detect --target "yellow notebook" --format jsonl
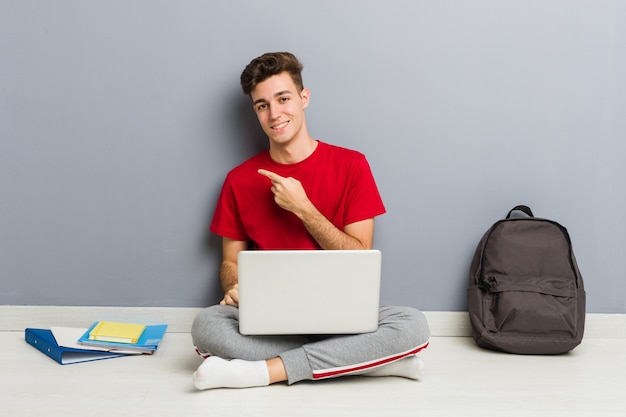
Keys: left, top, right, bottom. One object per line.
{"left": 88, "top": 321, "right": 146, "bottom": 344}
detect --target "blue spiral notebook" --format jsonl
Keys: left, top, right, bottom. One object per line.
{"left": 77, "top": 322, "right": 168, "bottom": 353}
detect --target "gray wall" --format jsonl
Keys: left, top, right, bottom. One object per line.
{"left": 1, "top": 1, "right": 624, "bottom": 313}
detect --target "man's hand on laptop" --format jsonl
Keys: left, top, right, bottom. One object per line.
{"left": 221, "top": 284, "right": 239, "bottom": 307}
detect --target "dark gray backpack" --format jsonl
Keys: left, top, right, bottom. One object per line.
{"left": 468, "top": 205, "right": 586, "bottom": 354}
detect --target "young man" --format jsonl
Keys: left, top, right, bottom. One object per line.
{"left": 191, "top": 52, "right": 430, "bottom": 390}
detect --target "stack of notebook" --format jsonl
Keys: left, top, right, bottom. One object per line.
{"left": 25, "top": 321, "right": 168, "bottom": 365}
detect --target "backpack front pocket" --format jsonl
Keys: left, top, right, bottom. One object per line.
{"left": 481, "top": 275, "right": 578, "bottom": 337}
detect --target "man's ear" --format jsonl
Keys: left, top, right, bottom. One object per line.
{"left": 300, "top": 88, "right": 311, "bottom": 109}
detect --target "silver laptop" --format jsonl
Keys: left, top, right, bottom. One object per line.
{"left": 238, "top": 250, "right": 382, "bottom": 335}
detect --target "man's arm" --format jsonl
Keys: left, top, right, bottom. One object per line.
{"left": 219, "top": 237, "right": 248, "bottom": 306}
{"left": 258, "top": 169, "right": 374, "bottom": 250}
{"left": 299, "top": 210, "right": 374, "bottom": 250}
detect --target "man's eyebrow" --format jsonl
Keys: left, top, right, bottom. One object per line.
{"left": 253, "top": 90, "right": 294, "bottom": 106}
{"left": 274, "top": 90, "right": 293, "bottom": 97}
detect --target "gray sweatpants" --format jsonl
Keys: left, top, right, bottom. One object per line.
{"left": 191, "top": 305, "right": 430, "bottom": 384}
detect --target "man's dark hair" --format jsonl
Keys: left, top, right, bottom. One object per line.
{"left": 240, "top": 52, "right": 304, "bottom": 96}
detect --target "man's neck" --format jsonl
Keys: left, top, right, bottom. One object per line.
{"left": 269, "top": 137, "right": 318, "bottom": 164}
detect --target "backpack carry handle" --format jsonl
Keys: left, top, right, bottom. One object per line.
{"left": 506, "top": 205, "right": 534, "bottom": 219}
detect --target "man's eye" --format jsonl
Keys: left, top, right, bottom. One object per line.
{"left": 256, "top": 104, "right": 268, "bottom": 111}
{"left": 279, "top": 97, "right": 289, "bottom": 102}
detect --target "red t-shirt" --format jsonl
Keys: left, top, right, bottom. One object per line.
{"left": 210, "top": 141, "right": 386, "bottom": 249}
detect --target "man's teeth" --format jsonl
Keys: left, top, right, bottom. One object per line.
{"left": 273, "top": 121, "right": 289, "bottom": 130}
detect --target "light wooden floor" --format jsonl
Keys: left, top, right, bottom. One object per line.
{"left": 2, "top": 308, "right": 625, "bottom": 417}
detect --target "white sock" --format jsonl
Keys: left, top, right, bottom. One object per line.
{"left": 193, "top": 356, "right": 270, "bottom": 390}
{"left": 362, "top": 356, "right": 425, "bottom": 380}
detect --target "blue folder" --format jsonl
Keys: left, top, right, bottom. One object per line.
{"left": 25, "top": 328, "right": 128, "bottom": 365}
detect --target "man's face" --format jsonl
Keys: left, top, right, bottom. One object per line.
{"left": 250, "top": 72, "right": 310, "bottom": 146}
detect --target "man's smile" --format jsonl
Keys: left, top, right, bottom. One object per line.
{"left": 272, "top": 121, "right": 290, "bottom": 131}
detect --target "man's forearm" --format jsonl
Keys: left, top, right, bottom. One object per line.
{"left": 297, "top": 205, "right": 368, "bottom": 250}
{"left": 219, "top": 260, "right": 238, "bottom": 292}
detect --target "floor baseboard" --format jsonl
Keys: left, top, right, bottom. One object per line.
{"left": 1, "top": 305, "right": 624, "bottom": 338}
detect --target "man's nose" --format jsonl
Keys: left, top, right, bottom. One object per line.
{"left": 269, "top": 104, "right": 281, "bottom": 120}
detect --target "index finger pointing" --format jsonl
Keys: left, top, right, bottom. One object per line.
{"left": 258, "top": 169, "right": 285, "bottom": 182}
